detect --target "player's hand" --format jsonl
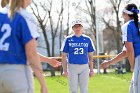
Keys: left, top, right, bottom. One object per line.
{"left": 48, "top": 58, "right": 61, "bottom": 67}
{"left": 89, "top": 71, "right": 94, "bottom": 77}
{"left": 100, "top": 60, "right": 110, "bottom": 69}
{"left": 130, "top": 67, "right": 134, "bottom": 72}
{"left": 130, "top": 64, "right": 135, "bottom": 72}
{"left": 41, "top": 86, "right": 48, "bottom": 93}
{"left": 63, "top": 71, "right": 68, "bottom": 77}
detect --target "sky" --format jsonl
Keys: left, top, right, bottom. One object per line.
{"left": 0, "top": 0, "right": 140, "bottom": 28}
{"left": 0, "top": 0, "right": 140, "bottom": 11}
{"left": 26, "top": 0, "right": 140, "bottom": 32}
{"left": 0, "top": 0, "right": 140, "bottom": 16}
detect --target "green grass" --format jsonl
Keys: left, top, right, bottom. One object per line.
{"left": 35, "top": 73, "right": 132, "bottom": 93}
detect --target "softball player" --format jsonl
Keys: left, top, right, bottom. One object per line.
{"left": 1, "top": 0, "right": 61, "bottom": 68}
{"left": 0, "top": 0, "right": 48, "bottom": 93}
{"left": 61, "top": 19, "right": 95, "bottom": 93}
{"left": 101, "top": 3, "right": 140, "bottom": 93}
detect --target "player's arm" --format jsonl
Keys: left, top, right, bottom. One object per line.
{"left": 88, "top": 52, "right": 94, "bottom": 77}
{"left": 125, "top": 41, "right": 135, "bottom": 71}
{"left": 62, "top": 52, "right": 68, "bottom": 77}
{"left": 123, "top": 25, "right": 134, "bottom": 71}
{"left": 88, "top": 37, "right": 95, "bottom": 73}
{"left": 88, "top": 52, "right": 94, "bottom": 72}
{"left": 60, "top": 37, "right": 68, "bottom": 77}
{"left": 37, "top": 53, "right": 61, "bottom": 67}
{"left": 101, "top": 51, "right": 127, "bottom": 69}
{"left": 25, "top": 39, "right": 48, "bottom": 92}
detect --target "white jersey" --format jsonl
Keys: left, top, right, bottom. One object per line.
{"left": 18, "top": 9, "right": 40, "bottom": 39}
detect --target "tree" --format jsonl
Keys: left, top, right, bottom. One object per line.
{"left": 103, "top": 26, "right": 117, "bottom": 54}
{"left": 85, "top": 0, "right": 96, "bottom": 35}
{"left": 30, "top": 0, "right": 65, "bottom": 76}
{"left": 102, "top": 0, "right": 131, "bottom": 71}
{"left": 57, "top": 0, "right": 70, "bottom": 56}
{"left": 31, "top": 0, "right": 51, "bottom": 57}
{"left": 102, "top": 0, "right": 122, "bottom": 53}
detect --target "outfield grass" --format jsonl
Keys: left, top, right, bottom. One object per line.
{"left": 35, "top": 73, "right": 132, "bottom": 93}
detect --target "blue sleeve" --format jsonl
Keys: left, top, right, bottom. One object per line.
{"left": 60, "top": 38, "right": 69, "bottom": 53}
{"left": 127, "top": 24, "right": 133, "bottom": 42}
{"left": 20, "top": 18, "right": 33, "bottom": 45}
{"left": 88, "top": 38, "right": 95, "bottom": 52}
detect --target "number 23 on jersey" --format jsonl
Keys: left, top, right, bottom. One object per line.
{"left": 74, "top": 48, "right": 84, "bottom": 54}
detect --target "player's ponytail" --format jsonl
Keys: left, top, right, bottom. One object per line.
{"left": 1, "top": 0, "right": 9, "bottom": 8}
{"left": 133, "top": 11, "right": 139, "bottom": 35}
{"left": 8, "top": 0, "right": 24, "bottom": 19}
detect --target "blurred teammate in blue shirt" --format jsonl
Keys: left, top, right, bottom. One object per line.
{"left": 0, "top": 0, "right": 61, "bottom": 93}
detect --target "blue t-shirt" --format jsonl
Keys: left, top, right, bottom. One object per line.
{"left": 61, "top": 34, "right": 95, "bottom": 64}
{"left": 121, "top": 20, "right": 140, "bottom": 57}
{"left": 0, "top": 11, "right": 33, "bottom": 64}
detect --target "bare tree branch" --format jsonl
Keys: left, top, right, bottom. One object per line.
{"left": 102, "top": 0, "right": 122, "bottom": 53}
{"left": 85, "top": 0, "right": 91, "bottom": 14}
{"left": 32, "top": 0, "right": 42, "bottom": 21}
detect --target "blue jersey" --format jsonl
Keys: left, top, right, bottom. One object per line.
{"left": 0, "top": 9, "right": 34, "bottom": 64}
{"left": 122, "top": 20, "right": 140, "bottom": 57}
{"left": 61, "top": 34, "right": 95, "bottom": 64}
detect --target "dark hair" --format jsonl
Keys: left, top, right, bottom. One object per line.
{"left": 125, "top": 3, "right": 140, "bottom": 35}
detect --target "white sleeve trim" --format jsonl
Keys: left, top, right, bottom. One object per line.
{"left": 89, "top": 38, "right": 96, "bottom": 51}
{"left": 121, "top": 23, "right": 128, "bottom": 42}
{"left": 18, "top": 9, "right": 40, "bottom": 39}
{"left": 122, "top": 45, "right": 127, "bottom": 51}
{"left": 60, "top": 38, "right": 67, "bottom": 51}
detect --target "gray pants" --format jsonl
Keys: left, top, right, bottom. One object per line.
{"left": 0, "top": 64, "right": 34, "bottom": 93}
{"left": 68, "top": 63, "right": 89, "bottom": 93}
{"left": 129, "top": 55, "right": 140, "bottom": 93}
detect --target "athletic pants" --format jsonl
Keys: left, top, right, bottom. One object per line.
{"left": 0, "top": 64, "right": 34, "bottom": 93}
{"left": 129, "top": 55, "right": 140, "bottom": 93}
{"left": 68, "top": 63, "right": 89, "bottom": 93}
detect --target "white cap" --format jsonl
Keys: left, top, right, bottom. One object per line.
{"left": 71, "top": 19, "right": 83, "bottom": 27}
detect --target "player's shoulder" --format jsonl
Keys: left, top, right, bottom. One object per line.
{"left": 81, "top": 34, "right": 91, "bottom": 40}
{"left": 0, "top": 10, "right": 25, "bottom": 24}
{"left": 126, "top": 20, "right": 135, "bottom": 28}
{"left": 129, "top": 20, "right": 135, "bottom": 25}
{"left": 123, "top": 20, "right": 132, "bottom": 26}
{"left": 18, "top": 9, "right": 36, "bottom": 23}
{"left": 18, "top": 9, "right": 33, "bottom": 18}
{"left": 0, "top": 12, "right": 5, "bottom": 19}
{"left": 122, "top": 20, "right": 133, "bottom": 30}
{"left": 0, "top": 7, "right": 8, "bottom": 19}
{"left": 13, "top": 12, "right": 28, "bottom": 24}
{"left": 82, "top": 34, "right": 90, "bottom": 38}
{"left": 0, "top": 6, "right": 8, "bottom": 14}
{"left": 65, "top": 34, "right": 75, "bottom": 39}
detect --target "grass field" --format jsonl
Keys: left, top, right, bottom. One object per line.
{"left": 35, "top": 73, "right": 132, "bottom": 93}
